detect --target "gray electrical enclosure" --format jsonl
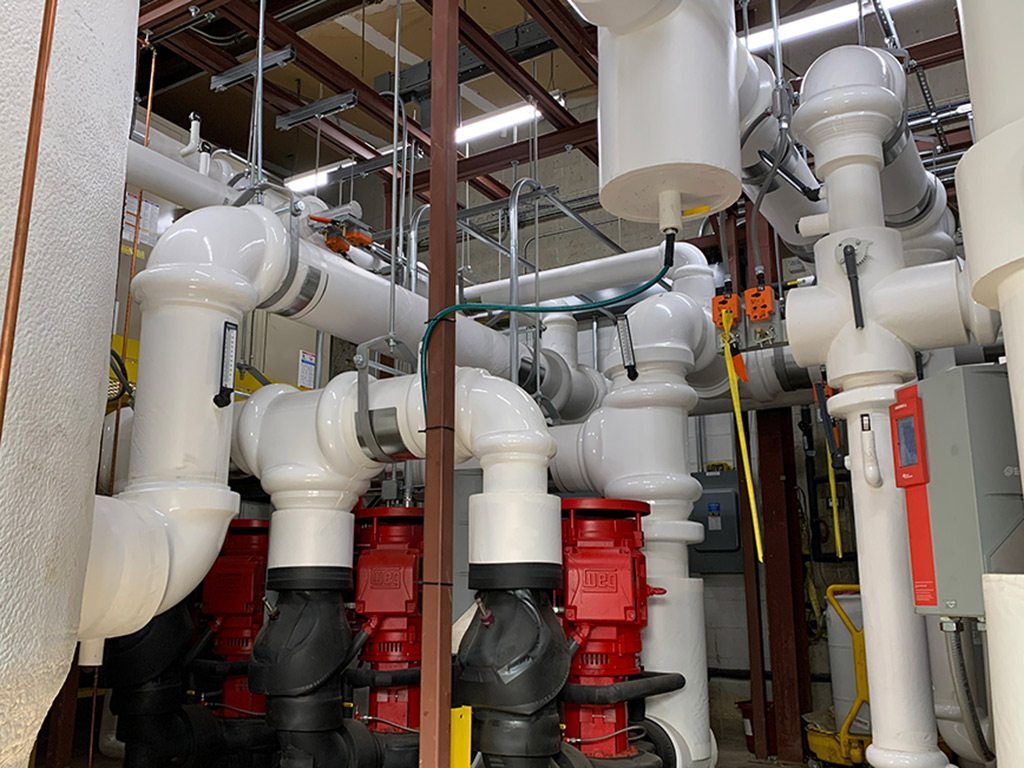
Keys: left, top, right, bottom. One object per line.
{"left": 690, "top": 470, "right": 743, "bottom": 574}
{"left": 906, "top": 364, "right": 1024, "bottom": 617}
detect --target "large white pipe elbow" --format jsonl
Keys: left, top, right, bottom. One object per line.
{"left": 80, "top": 205, "right": 290, "bottom": 641}
{"left": 570, "top": 0, "right": 681, "bottom": 34}
{"left": 738, "top": 51, "right": 826, "bottom": 257}
{"left": 234, "top": 367, "right": 561, "bottom": 589}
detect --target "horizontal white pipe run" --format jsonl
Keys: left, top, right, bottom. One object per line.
{"left": 463, "top": 242, "right": 706, "bottom": 305}
{"left": 265, "top": 231, "right": 526, "bottom": 378}
{"left": 125, "top": 141, "right": 236, "bottom": 210}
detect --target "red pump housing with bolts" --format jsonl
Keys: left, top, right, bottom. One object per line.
{"left": 559, "top": 498, "right": 663, "bottom": 758}
{"left": 199, "top": 519, "right": 270, "bottom": 716}
{"left": 353, "top": 506, "right": 424, "bottom": 732}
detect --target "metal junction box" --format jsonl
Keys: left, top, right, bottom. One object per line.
{"left": 891, "top": 364, "right": 1024, "bottom": 617}
{"left": 690, "top": 470, "right": 743, "bottom": 574}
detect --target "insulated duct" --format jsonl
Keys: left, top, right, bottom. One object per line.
{"left": 0, "top": 1, "right": 137, "bottom": 763}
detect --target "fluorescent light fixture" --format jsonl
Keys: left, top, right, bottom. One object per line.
{"left": 285, "top": 159, "right": 356, "bottom": 193}
{"left": 455, "top": 103, "right": 542, "bottom": 144}
{"left": 742, "top": 0, "right": 920, "bottom": 52}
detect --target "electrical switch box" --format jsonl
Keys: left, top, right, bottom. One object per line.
{"left": 892, "top": 364, "right": 1024, "bottom": 618}
{"left": 690, "top": 470, "right": 743, "bottom": 574}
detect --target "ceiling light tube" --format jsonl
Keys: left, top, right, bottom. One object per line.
{"left": 455, "top": 103, "right": 542, "bottom": 144}
{"left": 742, "top": 0, "right": 920, "bottom": 52}
{"left": 285, "top": 159, "right": 356, "bottom": 193}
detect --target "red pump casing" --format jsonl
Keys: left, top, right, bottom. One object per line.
{"left": 559, "top": 498, "right": 661, "bottom": 758}
{"left": 354, "top": 507, "right": 424, "bottom": 732}
{"left": 199, "top": 520, "right": 269, "bottom": 716}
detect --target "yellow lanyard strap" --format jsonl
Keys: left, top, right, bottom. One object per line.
{"left": 721, "top": 310, "right": 763, "bottom": 562}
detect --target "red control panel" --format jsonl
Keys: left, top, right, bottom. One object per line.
{"left": 354, "top": 506, "right": 424, "bottom": 732}
{"left": 890, "top": 386, "right": 937, "bottom": 607}
{"left": 559, "top": 498, "right": 663, "bottom": 758}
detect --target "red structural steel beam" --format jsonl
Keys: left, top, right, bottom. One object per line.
{"left": 420, "top": 0, "right": 458, "bottom": 765}
{"left": 907, "top": 31, "right": 964, "bottom": 70}
{"left": 737, "top": 437, "right": 770, "bottom": 759}
{"left": 514, "top": 0, "right": 598, "bottom": 83}
{"left": 220, "top": 0, "right": 511, "bottom": 201}
{"left": 414, "top": 119, "right": 598, "bottom": 193}
{"left": 415, "top": 0, "right": 598, "bottom": 165}
{"left": 139, "top": 0, "right": 207, "bottom": 30}
{"left": 757, "top": 408, "right": 813, "bottom": 764}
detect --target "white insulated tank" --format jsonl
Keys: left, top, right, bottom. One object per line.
{"left": 570, "top": 0, "right": 742, "bottom": 229}
{"left": 0, "top": 1, "right": 137, "bottom": 764}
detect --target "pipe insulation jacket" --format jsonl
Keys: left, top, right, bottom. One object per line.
{"left": 737, "top": 51, "right": 825, "bottom": 258}
{"left": 80, "top": 205, "right": 291, "bottom": 642}
{"left": 550, "top": 260, "right": 719, "bottom": 768}
{"left": 232, "top": 366, "right": 561, "bottom": 581}
{"left": 571, "top": 0, "right": 741, "bottom": 225}
{"left": 0, "top": 1, "right": 137, "bottom": 763}
{"left": 982, "top": 574, "right": 1024, "bottom": 765}
{"left": 463, "top": 241, "right": 707, "bottom": 305}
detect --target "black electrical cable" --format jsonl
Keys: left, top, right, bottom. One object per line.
{"left": 559, "top": 672, "right": 685, "bottom": 706}
{"left": 756, "top": 149, "right": 821, "bottom": 202}
{"left": 843, "top": 244, "right": 865, "bottom": 329}
{"left": 946, "top": 624, "right": 995, "bottom": 762}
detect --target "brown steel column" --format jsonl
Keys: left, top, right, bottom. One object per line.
{"left": 737, "top": 428, "right": 769, "bottom": 759}
{"left": 419, "top": 0, "right": 458, "bottom": 765}
{"left": 757, "top": 408, "right": 812, "bottom": 763}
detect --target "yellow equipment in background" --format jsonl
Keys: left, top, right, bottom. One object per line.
{"left": 806, "top": 585, "right": 870, "bottom": 766}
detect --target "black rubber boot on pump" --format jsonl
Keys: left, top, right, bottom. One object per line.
{"left": 106, "top": 602, "right": 277, "bottom": 768}
{"left": 248, "top": 587, "right": 352, "bottom": 768}
{"left": 455, "top": 589, "right": 571, "bottom": 768}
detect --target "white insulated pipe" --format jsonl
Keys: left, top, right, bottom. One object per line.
{"left": 233, "top": 367, "right": 561, "bottom": 576}
{"left": 126, "top": 141, "right": 236, "bottom": 211}
{"left": 784, "top": 46, "right": 1002, "bottom": 768}
{"left": 79, "top": 205, "right": 290, "bottom": 641}
{"left": 550, "top": 261, "right": 719, "bottom": 768}
{"left": 0, "top": 0, "right": 137, "bottom": 762}
{"left": 982, "top": 574, "right": 1024, "bottom": 764}
{"left": 829, "top": 389, "right": 949, "bottom": 768}
{"left": 262, "top": 228, "right": 523, "bottom": 378}
{"left": 737, "top": 51, "right": 826, "bottom": 257}
{"left": 463, "top": 241, "right": 706, "bottom": 305}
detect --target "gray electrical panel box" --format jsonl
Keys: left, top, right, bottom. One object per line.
{"left": 690, "top": 470, "right": 743, "bottom": 574}
{"left": 895, "top": 364, "right": 1024, "bottom": 617}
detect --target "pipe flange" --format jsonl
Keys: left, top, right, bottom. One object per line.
{"left": 835, "top": 237, "right": 871, "bottom": 266}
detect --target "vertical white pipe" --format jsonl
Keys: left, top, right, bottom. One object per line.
{"left": 982, "top": 574, "right": 1024, "bottom": 764}
{"left": 127, "top": 301, "right": 238, "bottom": 486}
{"left": 830, "top": 388, "right": 949, "bottom": 768}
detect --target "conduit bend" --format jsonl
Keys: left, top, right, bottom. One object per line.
{"left": 550, "top": 257, "right": 719, "bottom": 768}
{"left": 79, "top": 205, "right": 290, "bottom": 642}
{"left": 232, "top": 366, "right": 561, "bottom": 585}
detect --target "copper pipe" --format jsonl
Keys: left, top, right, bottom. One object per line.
{"left": 419, "top": 0, "right": 458, "bottom": 764}
{"left": 0, "top": 0, "right": 60, "bottom": 446}
{"left": 108, "top": 44, "right": 157, "bottom": 493}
